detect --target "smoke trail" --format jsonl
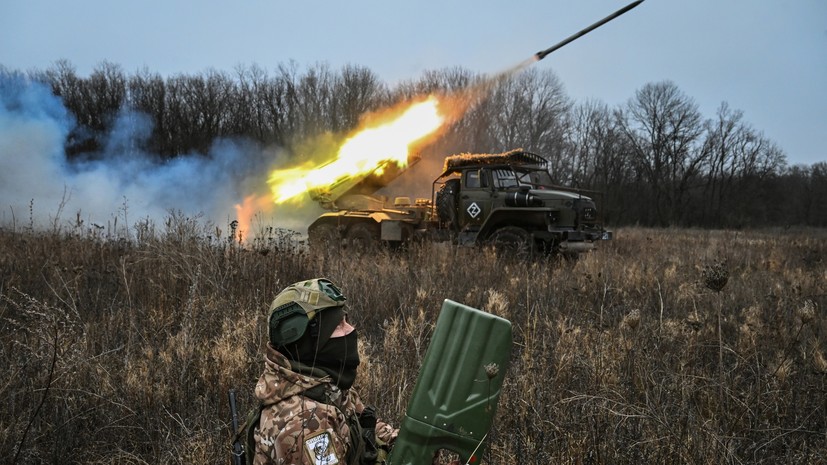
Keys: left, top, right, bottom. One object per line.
{"left": 0, "top": 72, "right": 314, "bottom": 238}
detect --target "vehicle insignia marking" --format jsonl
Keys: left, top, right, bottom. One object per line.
{"left": 467, "top": 202, "right": 481, "bottom": 219}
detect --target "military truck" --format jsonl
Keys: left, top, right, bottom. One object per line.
{"left": 306, "top": 148, "right": 611, "bottom": 257}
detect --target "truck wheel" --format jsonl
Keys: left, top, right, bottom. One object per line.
{"left": 346, "top": 222, "right": 379, "bottom": 252}
{"left": 309, "top": 223, "right": 340, "bottom": 250}
{"left": 488, "top": 226, "right": 534, "bottom": 259}
{"left": 436, "top": 179, "right": 460, "bottom": 229}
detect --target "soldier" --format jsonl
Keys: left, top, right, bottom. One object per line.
{"left": 252, "top": 278, "right": 397, "bottom": 465}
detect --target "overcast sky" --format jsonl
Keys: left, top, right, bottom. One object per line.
{"left": 2, "top": 0, "right": 825, "bottom": 166}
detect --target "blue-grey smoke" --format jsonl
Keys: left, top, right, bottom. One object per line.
{"left": 0, "top": 72, "right": 315, "bottom": 238}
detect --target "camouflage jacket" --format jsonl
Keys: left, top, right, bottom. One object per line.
{"left": 253, "top": 345, "right": 397, "bottom": 465}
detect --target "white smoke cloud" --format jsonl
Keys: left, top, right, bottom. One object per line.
{"left": 1, "top": 76, "right": 75, "bottom": 227}
{"left": 0, "top": 73, "right": 318, "bottom": 239}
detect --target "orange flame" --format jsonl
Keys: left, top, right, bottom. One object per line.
{"left": 233, "top": 194, "right": 273, "bottom": 241}
{"left": 268, "top": 96, "right": 445, "bottom": 204}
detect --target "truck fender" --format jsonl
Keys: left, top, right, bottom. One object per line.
{"left": 477, "top": 207, "right": 548, "bottom": 241}
{"left": 380, "top": 220, "right": 413, "bottom": 242}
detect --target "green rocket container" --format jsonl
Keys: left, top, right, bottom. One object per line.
{"left": 388, "top": 299, "right": 512, "bottom": 465}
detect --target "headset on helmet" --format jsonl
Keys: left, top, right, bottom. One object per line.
{"left": 268, "top": 278, "right": 346, "bottom": 347}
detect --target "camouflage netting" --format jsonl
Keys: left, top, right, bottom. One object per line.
{"left": 442, "top": 149, "right": 547, "bottom": 173}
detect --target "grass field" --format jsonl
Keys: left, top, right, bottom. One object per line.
{"left": 1, "top": 221, "right": 825, "bottom": 464}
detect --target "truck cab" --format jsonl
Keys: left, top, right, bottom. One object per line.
{"left": 434, "top": 149, "right": 611, "bottom": 255}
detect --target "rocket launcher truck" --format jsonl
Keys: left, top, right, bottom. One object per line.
{"left": 304, "top": 0, "right": 651, "bottom": 258}
{"left": 306, "top": 148, "right": 612, "bottom": 257}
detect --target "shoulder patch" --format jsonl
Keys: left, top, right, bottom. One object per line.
{"left": 304, "top": 430, "right": 339, "bottom": 465}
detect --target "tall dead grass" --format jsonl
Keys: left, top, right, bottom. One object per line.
{"left": 1, "top": 222, "right": 825, "bottom": 464}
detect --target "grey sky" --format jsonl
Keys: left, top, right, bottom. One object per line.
{"left": 2, "top": 0, "right": 825, "bottom": 166}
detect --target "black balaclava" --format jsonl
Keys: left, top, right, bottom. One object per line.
{"left": 278, "top": 306, "right": 360, "bottom": 390}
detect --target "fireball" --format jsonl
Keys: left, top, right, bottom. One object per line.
{"left": 233, "top": 95, "right": 446, "bottom": 238}
{"left": 268, "top": 95, "right": 445, "bottom": 204}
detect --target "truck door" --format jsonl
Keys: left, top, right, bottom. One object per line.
{"left": 459, "top": 168, "right": 493, "bottom": 230}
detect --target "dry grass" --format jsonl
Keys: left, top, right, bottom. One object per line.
{"left": 1, "top": 222, "right": 825, "bottom": 464}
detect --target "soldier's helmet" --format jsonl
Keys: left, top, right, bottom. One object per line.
{"left": 268, "top": 278, "right": 346, "bottom": 348}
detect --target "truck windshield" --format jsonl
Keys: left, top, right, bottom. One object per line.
{"left": 515, "top": 168, "right": 553, "bottom": 187}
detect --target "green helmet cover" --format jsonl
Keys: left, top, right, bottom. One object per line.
{"left": 268, "top": 278, "right": 346, "bottom": 346}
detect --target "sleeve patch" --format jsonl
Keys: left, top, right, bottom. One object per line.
{"left": 303, "top": 431, "right": 339, "bottom": 465}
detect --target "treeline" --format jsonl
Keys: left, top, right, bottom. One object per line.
{"left": 6, "top": 60, "right": 827, "bottom": 228}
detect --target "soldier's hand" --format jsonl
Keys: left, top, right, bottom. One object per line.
{"left": 431, "top": 451, "right": 462, "bottom": 465}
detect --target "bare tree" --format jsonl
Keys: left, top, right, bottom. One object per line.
{"left": 616, "top": 81, "right": 706, "bottom": 225}
{"left": 487, "top": 68, "right": 570, "bottom": 164}
{"left": 700, "top": 102, "right": 787, "bottom": 225}
{"left": 162, "top": 70, "right": 236, "bottom": 154}
{"left": 43, "top": 60, "right": 126, "bottom": 157}
{"left": 700, "top": 102, "right": 743, "bottom": 224}
{"left": 805, "top": 162, "right": 827, "bottom": 225}
{"left": 85, "top": 61, "right": 126, "bottom": 132}
{"left": 128, "top": 68, "right": 167, "bottom": 156}
{"left": 44, "top": 60, "right": 82, "bottom": 115}
{"left": 276, "top": 62, "right": 335, "bottom": 143}
{"left": 330, "top": 64, "right": 386, "bottom": 132}
{"left": 566, "top": 99, "right": 635, "bottom": 223}
{"left": 392, "top": 66, "right": 477, "bottom": 98}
